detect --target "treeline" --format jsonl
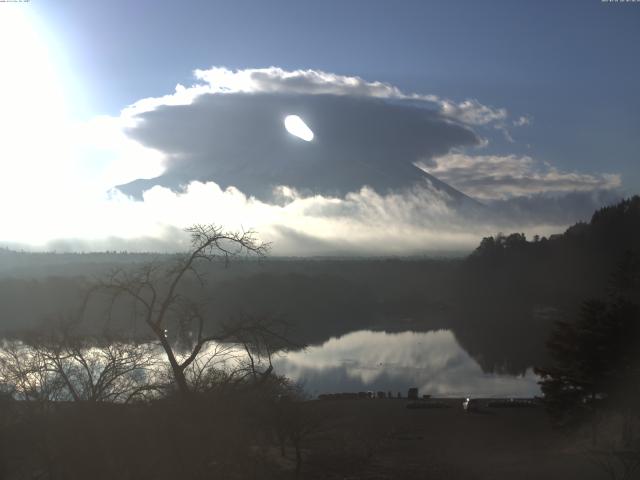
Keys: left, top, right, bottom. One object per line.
{"left": 452, "top": 196, "right": 640, "bottom": 373}
{"left": 467, "top": 195, "right": 640, "bottom": 302}
{"left": 0, "top": 259, "right": 455, "bottom": 344}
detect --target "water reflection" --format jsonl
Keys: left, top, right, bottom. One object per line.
{"left": 274, "top": 330, "right": 540, "bottom": 398}
{"left": 0, "top": 330, "right": 540, "bottom": 401}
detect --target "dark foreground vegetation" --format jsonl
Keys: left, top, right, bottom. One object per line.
{"left": 0, "top": 197, "right": 637, "bottom": 478}
{"left": 0, "top": 394, "right": 606, "bottom": 480}
{"left": 0, "top": 379, "right": 305, "bottom": 480}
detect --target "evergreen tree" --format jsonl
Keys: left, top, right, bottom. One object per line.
{"left": 536, "top": 253, "right": 640, "bottom": 435}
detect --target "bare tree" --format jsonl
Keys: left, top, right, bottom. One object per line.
{"left": 0, "top": 325, "right": 159, "bottom": 404}
{"left": 0, "top": 339, "right": 65, "bottom": 404}
{"left": 85, "top": 224, "right": 295, "bottom": 396}
{"left": 232, "top": 314, "right": 298, "bottom": 384}
{"left": 31, "top": 328, "right": 160, "bottom": 403}
{"left": 272, "top": 386, "right": 321, "bottom": 477}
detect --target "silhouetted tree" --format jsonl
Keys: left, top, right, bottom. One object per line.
{"left": 0, "top": 339, "right": 65, "bottom": 403}
{"left": 0, "top": 325, "right": 158, "bottom": 403}
{"left": 86, "top": 225, "right": 296, "bottom": 395}
{"left": 536, "top": 252, "right": 640, "bottom": 444}
{"left": 271, "top": 386, "right": 320, "bottom": 477}
{"left": 30, "top": 326, "right": 159, "bottom": 403}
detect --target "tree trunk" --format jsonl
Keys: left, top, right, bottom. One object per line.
{"left": 158, "top": 334, "right": 190, "bottom": 395}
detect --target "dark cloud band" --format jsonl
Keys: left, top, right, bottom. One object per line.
{"left": 119, "top": 93, "right": 480, "bottom": 202}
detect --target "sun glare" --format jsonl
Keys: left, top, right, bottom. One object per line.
{"left": 0, "top": 7, "right": 68, "bottom": 130}
{"left": 284, "top": 115, "right": 314, "bottom": 142}
{"left": 0, "top": 6, "right": 76, "bottom": 240}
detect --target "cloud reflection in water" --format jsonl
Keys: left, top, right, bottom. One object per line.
{"left": 274, "top": 330, "right": 539, "bottom": 398}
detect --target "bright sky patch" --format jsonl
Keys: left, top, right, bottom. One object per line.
{"left": 284, "top": 115, "right": 314, "bottom": 142}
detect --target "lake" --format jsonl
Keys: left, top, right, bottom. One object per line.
{"left": 274, "top": 329, "right": 540, "bottom": 398}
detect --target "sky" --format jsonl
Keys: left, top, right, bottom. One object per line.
{"left": 0, "top": 0, "right": 638, "bottom": 254}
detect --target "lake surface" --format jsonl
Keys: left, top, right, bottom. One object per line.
{"left": 274, "top": 329, "right": 540, "bottom": 398}
{"left": 0, "top": 328, "right": 540, "bottom": 401}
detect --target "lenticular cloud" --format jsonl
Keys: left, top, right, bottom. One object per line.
{"left": 0, "top": 67, "right": 623, "bottom": 254}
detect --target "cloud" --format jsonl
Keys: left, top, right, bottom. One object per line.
{"left": 16, "top": 179, "right": 617, "bottom": 257}
{"left": 120, "top": 91, "right": 480, "bottom": 201}
{"left": 513, "top": 115, "right": 532, "bottom": 127}
{"left": 419, "top": 153, "right": 621, "bottom": 200}
{"left": 438, "top": 98, "right": 507, "bottom": 126}
{"left": 495, "top": 124, "right": 515, "bottom": 143}
{"left": 488, "top": 189, "right": 623, "bottom": 226}
{"left": 114, "top": 181, "right": 485, "bottom": 256}
{"left": 0, "top": 66, "right": 624, "bottom": 255}
{"left": 124, "top": 67, "right": 508, "bottom": 127}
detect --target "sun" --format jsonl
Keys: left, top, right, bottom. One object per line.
{"left": 0, "top": 6, "right": 68, "bottom": 129}
{"left": 0, "top": 6, "right": 76, "bottom": 240}
{"left": 284, "top": 115, "right": 314, "bottom": 142}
